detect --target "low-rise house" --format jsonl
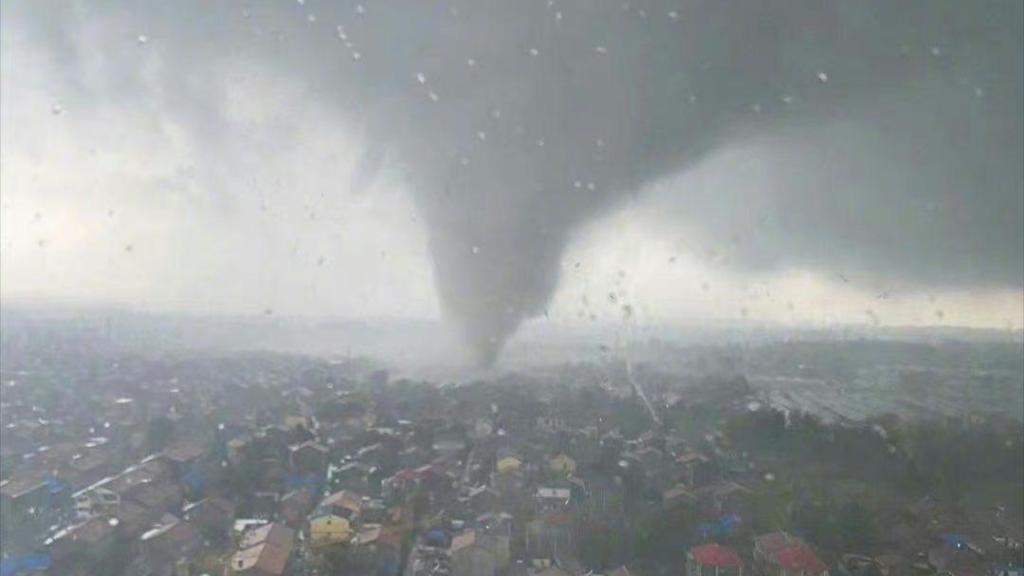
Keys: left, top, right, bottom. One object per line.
{"left": 496, "top": 455, "right": 523, "bottom": 475}
{"left": 451, "top": 530, "right": 499, "bottom": 576}
{"left": 535, "top": 488, "right": 571, "bottom": 514}
{"left": 1, "top": 473, "right": 52, "bottom": 516}
{"left": 433, "top": 428, "right": 469, "bottom": 458}
{"left": 161, "top": 443, "right": 207, "bottom": 478}
{"left": 48, "top": 516, "right": 118, "bottom": 572}
{"left": 308, "top": 512, "right": 354, "bottom": 548}
{"left": 753, "top": 532, "right": 828, "bottom": 576}
{"left": 113, "top": 500, "right": 158, "bottom": 539}
{"left": 137, "top": 516, "right": 203, "bottom": 572}
{"left": 546, "top": 454, "right": 577, "bottom": 476}
{"left": 289, "top": 441, "right": 328, "bottom": 476}
{"left": 526, "top": 513, "right": 575, "bottom": 563}
{"left": 319, "top": 489, "right": 363, "bottom": 521}
{"left": 675, "top": 450, "right": 712, "bottom": 487}
{"left": 536, "top": 416, "right": 567, "bottom": 435}
{"left": 229, "top": 522, "right": 295, "bottom": 576}
{"left": 126, "top": 481, "right": 183, "bottom": 517}
{"left": 697, "top": 481, "right": 751, "bottom": 517}
{"left": 328, "top": 461, "right": 375, "bottom": 493}
{"left": 459, "top": 485, "right": 501, "bottom": 516}
{"left": 662, "top": 483, "right": 697, "bottom": 510}
{"left": 181, "top": 496, "right": 235, "bottom": 544}
{"left": 476, "top": 513, "right": 513, "bottom": 568}
{"left": 928, "top": 540, "right": 988, "bottom": 576}
{"left": 278, "top": 489, "right": 314, "bottom": 529}
{"left": 688, "top": 544, "right": 744, "bottom": 576}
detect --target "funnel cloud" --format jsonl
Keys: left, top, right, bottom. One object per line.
{"left": 3, "top": 0, "right": 1021, "bottom": 365}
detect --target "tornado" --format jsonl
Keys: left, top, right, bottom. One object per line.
{"left": 6, "top": 0, "right": 1021, "bottom": 365}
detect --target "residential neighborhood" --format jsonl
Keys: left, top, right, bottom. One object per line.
{"left": 1, "top": 332, "right": 1021, "bottom": 576}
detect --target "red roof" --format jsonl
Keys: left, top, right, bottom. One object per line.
{"left": 691, "top": 544, "right": 743, "bottom": 568}
{"left": 775, "top": 544, "right": 827, "bottom": 575}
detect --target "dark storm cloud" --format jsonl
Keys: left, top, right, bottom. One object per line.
{"left": 5, "top": 0, "right": 1021, "bottom": 364}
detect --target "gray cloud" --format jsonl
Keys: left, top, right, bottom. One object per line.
{"left": 3, "top": 0, "right": 1021, "bottom": 364}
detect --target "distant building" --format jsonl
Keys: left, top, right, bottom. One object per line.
{"left": 688, "top": 544, "right": 744, "bottom": 576}
{"left": 753, "top": 532, "right": 828, "bottom": 576}
{"left": 662, "top": 483, "right": 697, "bottom": 510}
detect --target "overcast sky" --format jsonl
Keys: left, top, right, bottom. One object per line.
{"left": 1, "top": 1, "right": 1021, "bottom": 361}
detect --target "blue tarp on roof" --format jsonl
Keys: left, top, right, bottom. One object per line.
{"left": 941, "top": 533, "right": 969, "bottom": 548}
{"left": 286, "top": 472, "right": 322, "bottom": 495}
{"left": 700, "top": 513, "right": 741, "bottom": 539}
{"left": 0, "top": 553, "right": 51, "bottom": 576}
{"left": 424, "top": 529, "right": 448, "bottom": 547}
{"left": 43, "top": 476, "right": 67, "bottom": 496}
{"left": 183, "top": 466, "right": 205, "bottom": 492}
